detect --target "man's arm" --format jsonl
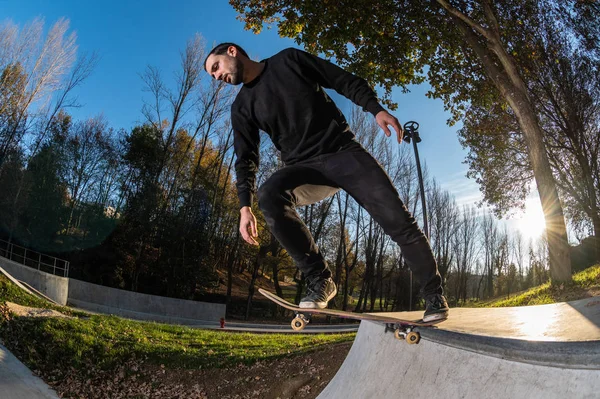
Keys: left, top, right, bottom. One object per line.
{"left": 232, "top": 110, "right": 260, "bottom": 209}
{"left": 290, "top": 48, "right": 404, "bottom": 142}
{"left": 232, "top": 107, "right": 261, "bottom": 245}
{"left": 290, "top": 48, "right": 385, "bottom": 116}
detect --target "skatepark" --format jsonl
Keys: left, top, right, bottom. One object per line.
{"left": 2, "top": 254, "right": 599, "bottom": 399}
{"left": 2, "top": 2, "right": 600, "bottom": 397}
{"left": 1, "top": 219, "right": 599, "bottom": 398}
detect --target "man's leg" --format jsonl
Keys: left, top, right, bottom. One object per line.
{"left": 322, "top": 144, "right": 448, "bottom": 320}
{"left": 257, "top": 163, "right": 338, "bottom": 308}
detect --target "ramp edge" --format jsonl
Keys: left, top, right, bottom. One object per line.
{"left": 418, "top": 327, "right": 600, "bottom": 369}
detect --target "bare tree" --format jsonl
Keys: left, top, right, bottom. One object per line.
{"left": 512, "top": 230, "right": 525, "bottom": 291}
{"left": 61, "top": 116, "right": 115, "bottom": 233}
{"left": 450, "top": 205, "right": 480, "bottom": 304}
{"left": 481, "top": 212, "right": 499, "bottom": 298}
{"left": 0, "top": 18, "right": 79, "bottom": 167}
{"left": 140, "top": 33, "right": 206, "bottom": 186}
{"left": 428, "top": 180, "right": 459, "bottom": 284}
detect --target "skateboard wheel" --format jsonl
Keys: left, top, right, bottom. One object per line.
{"left": 291, "top": 316, "right": 307, "bottom": 331}
{"left": 394, "top": 329, "right": 404, "bottom": 341}
{"left": 406, "top": 331, "right": 421, "bottom": 344}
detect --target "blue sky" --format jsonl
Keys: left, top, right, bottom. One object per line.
{"left": 1, "top": 0, "right": 545, "bottom": 239}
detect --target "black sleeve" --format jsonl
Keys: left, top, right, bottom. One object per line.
{"left": 231, "top": 105, "right": 260, "bottom": 209}
{"left": 290, "top": 48, "right": 386, "bottom": 117}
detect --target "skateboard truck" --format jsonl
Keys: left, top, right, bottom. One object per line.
{"left": 386, "top": 323, "right": 421, "bottom": 344}
{"left": 291, "top": 312, "right": 312, "bottom": 331}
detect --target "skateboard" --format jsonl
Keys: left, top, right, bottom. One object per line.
{"left": 258, "top": 288, "right": 445, "bottom": 344}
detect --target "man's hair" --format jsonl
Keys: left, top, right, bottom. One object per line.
{"left": 204, "top": 43, "right": 249, "bottom": 71}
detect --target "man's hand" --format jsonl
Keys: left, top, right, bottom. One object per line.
{"left": 240, "top": 206, "right": 259, "bottom": 246}
{"left": 375, "top": 111, "right": 404, "bottom": 143}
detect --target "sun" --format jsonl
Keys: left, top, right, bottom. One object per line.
{"left": 516, "top": 198, "right": 546, "bottom": 240}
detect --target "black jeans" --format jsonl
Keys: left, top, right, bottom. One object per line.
{"left": 257, "top": 141, "right": 443, "bottom": 297}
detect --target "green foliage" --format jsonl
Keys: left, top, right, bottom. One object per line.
{"left": 484, "top": 264, "right": 600, "bottom": 307}
{"left": 1, "top": 313, "right": 353, "bottom": 371}
{"left": 124, "top": 124, "right": 163, "bottom": 184}
{"left": 0, "top": 273, "right": 354, "bottom": 373}
{"left": 230, "top": 0, "right": 594, "bottom": 122}
{"left": 230, "top": 0, "right": 600, "bottom": 235}
{"left": 232, "top": 0, "right": 442, "bottom": 111}
{"left": 458, "top": 102, "right": 532, "bottom": 215}
{"left": 21, "top": 144, "right": 69, "bottom": 247}
{"left": 0, "top": 148, "right": 25, "bottom": 235}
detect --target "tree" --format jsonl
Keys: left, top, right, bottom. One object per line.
{"left": 459, "top": 4, "right": 600, "bottom": 262}
{"left": 60, "top": 115, "right": 115, "bottom": 234}
{"left": 0, "top": 63, "right": 28, "bottom": 164}
{"left": 428, "top": 180, "right": 458, "bottom": 285}
{"left": 0, "top": 18, "right": 80, "bottom": 168}
{"left": 229, "top": 0, "right": 600, "bottom": 282}
{"left": 450, "top": 205, "right": 479, "bottom": 304}
{"left": 19, "top": 141, "right": 68, "bottom": 251}
{"left": 0, "top": 148, "right": 25, "bottom": 236}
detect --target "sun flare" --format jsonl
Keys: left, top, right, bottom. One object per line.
{"left": 516, "top": 198, "right": 546, "bottom": 240}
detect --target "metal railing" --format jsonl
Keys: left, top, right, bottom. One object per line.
{"left": 0, "top": 239, "right": 69, "bottom": 277}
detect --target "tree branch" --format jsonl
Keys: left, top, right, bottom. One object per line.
{"left": 451, "top": 14, "right": 514, "bottom": 97}
{"left": 436, "top": 0, "right": 494, "bottom": 42}
{"left": 481, "top": 0, "right": 502, "bottom": 40}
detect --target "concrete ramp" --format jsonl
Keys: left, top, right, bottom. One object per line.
{"left": 318, "top": 297, "right": 600, "bottom": 399}
{"left": 0, "top": 344, "right": 59, "bottom": 399}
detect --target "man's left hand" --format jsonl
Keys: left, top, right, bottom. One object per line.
{"left": 375, "top": 111, "right": 404, "bottom": 143}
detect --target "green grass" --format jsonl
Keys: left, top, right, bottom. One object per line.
{"left": 479, "top": 264, "right": 600, "bottom": 308}
{"left": 0, "top": 274, "right": 354, "bottom": 375}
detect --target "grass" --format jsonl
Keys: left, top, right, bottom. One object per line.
{"left": 475, "top": 264, "right": 600, "bottom": 308}
{"left": 0, "top": 274, "right": 355, "bottom": 375}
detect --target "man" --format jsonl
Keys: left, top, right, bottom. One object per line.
{"left": 204, "top": 43, "right": 449, "bottom": 322}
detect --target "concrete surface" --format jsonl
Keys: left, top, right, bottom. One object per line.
{"left": 0, "top": 256, "right": 226, "bottom": 323}
{"left": 0, "top": 344, "right": 59, "bottom": 399}
{"left": 393, "top": 296, "right": 600, "bottom": 341}
{"left": 68, "top": 279, "right": 225, "bottom": 323}
{"left": 0, "top": 258, "right": 68, "bottom": 305}
{"left": 217, "top": 322, "right": 358, "bottom": 334}
{"left": 318, "top": 297, "right": 600, "bottom": 399}
{"left": 317, "top": 320, "right": 600, "bottom": 399}
{"left": 68, "top": 304, "right": 359, "bottom": 333}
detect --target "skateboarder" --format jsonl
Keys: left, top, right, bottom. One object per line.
{"left": 204, "top": 43, "right": 449, "bottom": 322}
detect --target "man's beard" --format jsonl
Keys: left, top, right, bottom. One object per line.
{"left": 229, "top": 59, "right": 244, "bottom": 85}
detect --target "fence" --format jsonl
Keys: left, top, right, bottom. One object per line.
{"left": 0, "top": 239, "right": 69, "bottom": 277}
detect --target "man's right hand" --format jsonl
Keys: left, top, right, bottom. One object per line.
{"left": 240, "top": 206, "right": 259, "bottom": 246}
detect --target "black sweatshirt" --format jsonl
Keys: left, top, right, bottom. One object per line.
{"left": 232, "top": 47, "right": 385, "bottom": 208}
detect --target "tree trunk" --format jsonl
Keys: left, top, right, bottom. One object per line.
{"left": 225, "top": 230, "right": 240, "bottom": 316}
{"left": 245, "top": 245, "right": 268, "bottom": 320}
{"left": 592, "top": 216, "right": 600, "bottom": 264}
{"left": 505, "top": 93, "right": 571, "bottom": 282}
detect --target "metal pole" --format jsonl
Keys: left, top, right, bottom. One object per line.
{"left": 403, "top": 121, "right": 430, "bottom": 311}
{"left": 409, "top": 271, "right": 413, "bottom": 311}
{"left": 412, "top": 136, "right": 429, "bottom": 240}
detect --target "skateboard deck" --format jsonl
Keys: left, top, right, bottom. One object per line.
{"left": 258, "top": 288, "right": 445, "bottom": 344}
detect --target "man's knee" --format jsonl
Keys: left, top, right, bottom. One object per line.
{"left": 257, "top": 180, "right": 292, "bottom": 212}
{"left": 382, "top": 217, "right": 424, "bottom": 245}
